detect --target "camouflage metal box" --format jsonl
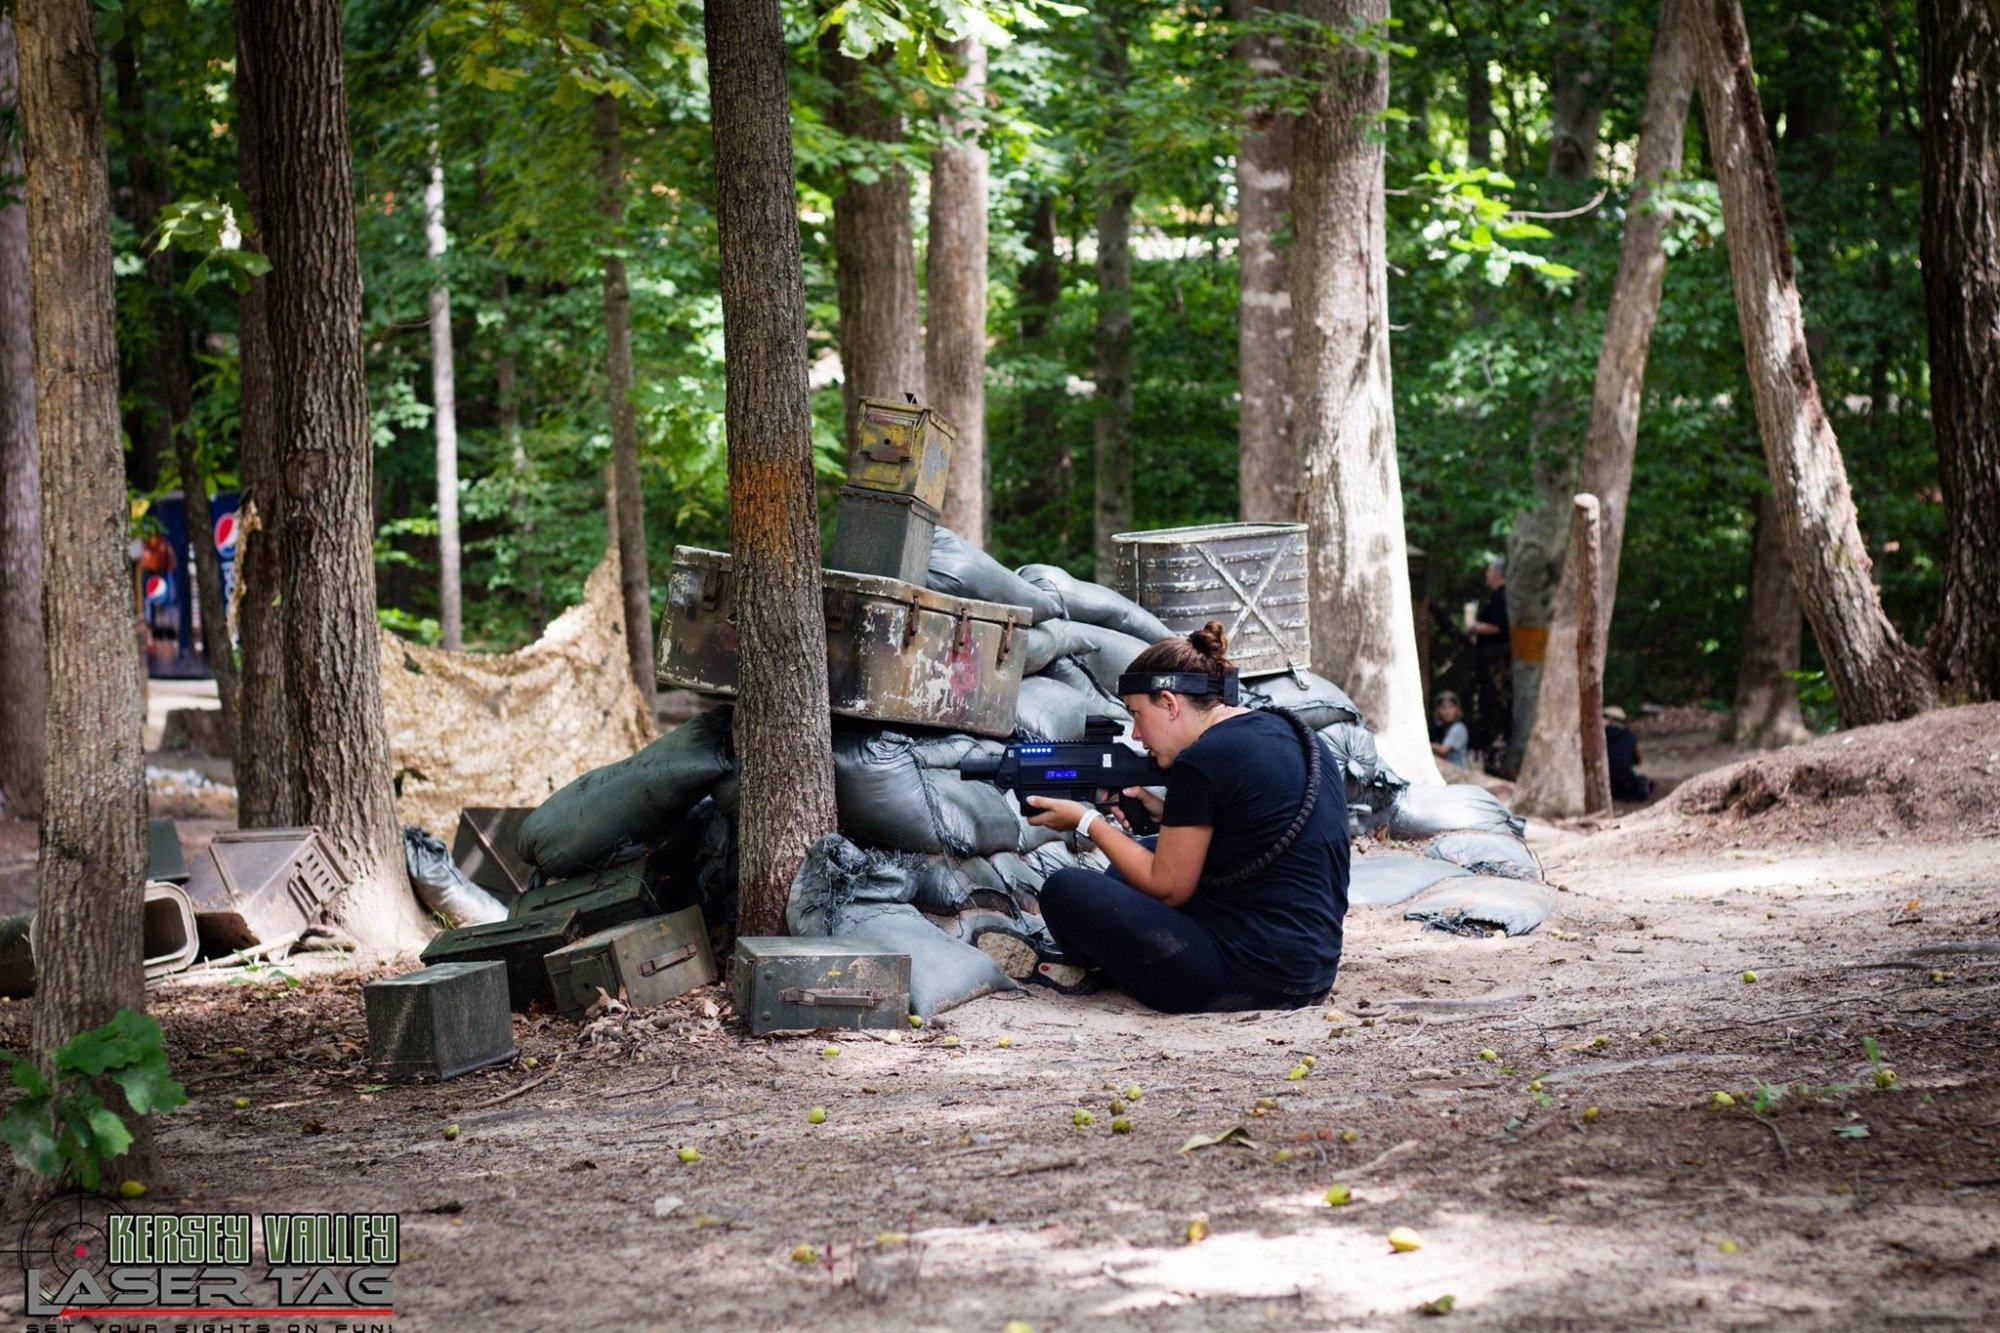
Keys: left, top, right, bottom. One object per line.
{"left": 731, "top": 937, "right": 911, "bottom": 1035}
{"left": 420, "top": 908, "right": 581, "bottom": 1012}
{"left": 365, "top": 961, "right": 517, "bottom": 1082}
{"left": 544, "top": 908, "right": 716, "bottom": 1019}
{"left": 827, "top": 485, "right": 937, "bottom": 586}
{"left": 656, "top": 547, "right": 1030, "bottom": 739}
{"left": 512, "top": 857, "right": 658, "bottom": 937}
{"left": 847, "top": 397, "right": 956, "bottom": 513}
{"left": 1112, "top": 522, "right": 1311, "bottom": 679}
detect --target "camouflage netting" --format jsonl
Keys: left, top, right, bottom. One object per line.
{"left": 380, "top": 556, "right": 657, "bottom": 839}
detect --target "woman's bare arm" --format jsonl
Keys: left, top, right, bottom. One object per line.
{"left": 1089, "top": 819, "right": 1212, "bottom": 908}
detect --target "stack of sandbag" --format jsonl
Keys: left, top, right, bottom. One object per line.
{"left": 1347, "top": 780, "right": 1553, "bottom": 935}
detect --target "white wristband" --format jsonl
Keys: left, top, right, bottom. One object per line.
{"left": 1075, "top": 808, "right": 1100, "bottom": 842}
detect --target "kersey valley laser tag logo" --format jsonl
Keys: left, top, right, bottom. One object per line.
{"left": 5, "top": 1191, "right": 398, "bottom": 1329}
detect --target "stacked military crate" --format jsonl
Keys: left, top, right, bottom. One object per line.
{"left": 1111, "top": 521, "right": 1312, "bottom": 685}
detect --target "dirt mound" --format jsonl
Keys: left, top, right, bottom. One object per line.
{"left": 1664, "top": 702, "right": 2000, "bottom": 845}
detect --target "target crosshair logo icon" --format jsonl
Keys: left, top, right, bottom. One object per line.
{"left": 4, "top": 1190, "right": 132, "bottom": 1310}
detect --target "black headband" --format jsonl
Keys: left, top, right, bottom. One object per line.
{"left": 1116, "top": 669, "right": 1241, "bottom": 705}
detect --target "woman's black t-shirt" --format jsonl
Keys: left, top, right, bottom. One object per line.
{"left": 1159, "top": 709, "right": 1349, "bottom": 997}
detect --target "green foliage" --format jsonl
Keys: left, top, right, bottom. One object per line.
{"left": 0, "top": 1011, "right": 187, "bottom": 1191}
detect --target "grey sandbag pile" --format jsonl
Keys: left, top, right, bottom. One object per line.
{"left": 1244, "top": 670, "right": 1364, "bottom": 731}
{"left": 1402, "top": 876, "right": 1556, "bottom": 936}
{"left": 1387, "top": 782, "right": 1526, "bottom": 841}
{"left": 832, "top": 723, "right": 1063, "bottom": 857}
{"left": 1427, "top": 830, "right": 1542, "bottom": 883}
{"left": 402, "top": 827, "right": 507, "bottom": 926}
{"left": 787, "top": 834, "right": 1013, "bottom": 1019}
{"left": 1348, "top": 850, "right": 1472, "bottom": 907}
{"left": 1015, "top": 563, "right": 1173, "bottom": 643}
{"left": 927, "top": 528, "right": 1064, "bottom": 623}
{"left": 1318, "top": 720, "right": 1408, "bottom": 828}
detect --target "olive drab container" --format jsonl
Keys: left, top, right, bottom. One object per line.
{"left": 420, "top": 908, "right": 582, "bottom": 1012}
{"left": 846, "top": 397, "right": 956, "bottom": 514}
{"left": 827, "top": 485, "right": 939, "bottom": 586}
{"left": 656, "top": 547, "right": 1031, "bottom": 739}
{"left": 543, "top": 908, "right": 716, "bottom": 1019}
{"left": 1112, "top": 522, "right": 1312, "bottom": 680}
{"left": 364, "top": 961, "right": 517, "bottom": 1082}
{"left": 730, "top": 937, "right": 912, "bottom": 1035}
{"left": 511, "top": 857, "right": 659, "bottom": 937}
{"left": 180, "top": 826, "right": 354, "bottom": 954}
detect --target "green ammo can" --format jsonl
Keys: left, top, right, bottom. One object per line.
{"left": 730, "top": 937, "right": 912, "bottom": 1035}
{"left": 543, "top": 908, "right": 716, "bottom": 1019}
{"left": 420, "top": 908, "right": 581, "bottom": 1012}
{"left": 512, "top": 858, "right": 658, "bottom": 937}
{"left": 364, "top": 961, "right": 517, "bottom": 1082}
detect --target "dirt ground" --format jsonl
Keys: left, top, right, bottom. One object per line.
{"left": 4, "top": 712, "right": 1999, "bottom": 1328}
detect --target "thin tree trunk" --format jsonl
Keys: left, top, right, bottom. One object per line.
{"left": 704, "top": 0, "right": 839, "bottom": 938}
{"left": 1571, "top": 495, "right": 1612, "bottom": 813}
{"left": 1014, "top": 193, "right": 1070, "bottom": 548}
{"left": 594, "top": 76, "right": 654, "bottom": 709}
{"left": 230, "top": 21, "right": 291, "bottom": 828}
{"left": 16, "top": 0, "right": 150, "bottom": 1177}
{"left": 1514, "top": 0, "right": 1694, "bottom": 815}
{"left": 238, "top": 0, "right": 426, "bottom": 951}
{"left": 1093, "top": 9, "right": 1135, "bottom": 584}
{"left": 419, "top": 44, "right": 462, "bottom": 650}
{"left": 1289, "top": 0, "right": 1441, "bottom": 786}
{"left": 1232, "top": 0, "right": 1295, "bottom": 523}
{"left": 827, "top": 42, "right": 923, "bottom": 453}
{"left": 927, "top": 36, "right": 989, "bottom": 548}
{"left": 113, "top": 32, "right": 240, "bottom": 754}
{"left": 1689, "top": 0, "right": 1937, "bottom": 723}
{"left": 0, "top": 18, "right": 44, "bottom": 822}
{"left": 1916, "top": 0, "right": 2000, "bottom": 700}
{"left": 1727, "top": 491, "right": 1808, "bottom": 747}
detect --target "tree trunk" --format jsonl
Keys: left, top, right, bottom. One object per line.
{"left": 419, "top": 44, "right": 462, "bottom": 650}
{"left": 704, "top": 0, "right": 839, "bottom": 938}
{"left": 827, "top": 42, "right": 923, "bottom": 454}
{"left": 0, "top": 18, "right": 44, "bottom": 822}
{"left": 1232, "top": 0, "right": 1295, "bottom": 523}
{"left": 494, "top": 274, "right": 543, "bottom": 624}
{"left": 237, "top": 0, "right": 426, "bottom": 952}
{"left": 112, "top": 31, "right": 240, "bottom": 755}
{"left": 16, "top": 0, "right": 150, "bottom": 1175}
{"left": 594, "top": 79, "right": 654, "bottom": 709}
{"left": 1728, "top": 491, "right": 1808, "bottom": 747}
{"left": 1916, "top": 0, "right": 2000, "bottom": 701}
{"left": 1014, "top": 193, "right": 1071, "bottom": 548}
{"left": 1288, "top": 0, "right": 1440, "bottom": 786}
{"left": 927, "top": 36, "right": 989, "bottom": 548}
{"left": 1514, "top": 0, "right": 1694, "bottom": 815}
{"left": 230, "top": 18, "right": 292, "bottom": 828}
{"left": 1092, "top": 10, "right": 1135, "bottom": 584}
{"left": 1570, "top": 495, "right": 1612, "bottom": 813}
{"left": 1689, "top": 0, "right": 1937, "bottom": 723}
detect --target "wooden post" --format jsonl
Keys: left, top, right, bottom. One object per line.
{"left": 1573, "top": 494, "right": 1613, "bottom": 814}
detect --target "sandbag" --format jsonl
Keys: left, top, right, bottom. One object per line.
{"left": 1021, "top": 620, "right": 1100, "bottom": 675}
{"left": 787, "top": 835, "right": 1014, "bottom": 1018}
{"left": 1065, "top": 622, "right": 1153, "bottom": 696}
{"left": 1243, "top": 671, "right": 1363, "bottom": 731}
{"left": 1348, "top": 851, "right": 1471, "bottom": 907}
{"left": 1428, "top": 830, "right": 1542, "bottom": 883}
{"left": 832, "top": 723, "right": 1058, "bottom": 857}
{"left": 927, "top": 528, "right": 1063, "bottom": 623}
{"left": 1037, "top": 655, "right": 1127, "bottom": 715}
{"left": 517, "top": 709, "right": 735, "bottom": 878}
{"left": 1388, "top": 783, "right": 1526, "bottom": 840}
{"left": 902, "top": 854, "right": 973, "bottom": 915}
{"left": 1318, "top": 720, "right": 1408, "bottom": 825}
{"left": 1016, "top": 564, "right": 1173, "bottom": 643}
{"left": 1403, "top": 877, "right": 1555, "bottom": 937}
{"left": 402, "top": 826, "right": 507, "bottom": 926}
{"left": 1015, "top": 675, "right": 1098, "bottom": 742}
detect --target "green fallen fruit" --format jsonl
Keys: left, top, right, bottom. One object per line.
{"left": 997, "top": 1036, "right": 1015, "bottom": 1049}
{"left": 791, "top": 1244, "right": 818, "bottom": 1264}
{"left": 1388, "top": 1226, "right": 1423, "bottom": 1252}
{"left": 1874, "top": 1067, "right": 1898, "bottom": 1090}
{"left": 677, "top": 1146, "right": 701, "bottom": 1163}
{"left": 1478, "top": 1049, "right": 1499, "bottom": 1062}
{"left": 1112, "top": 1116, "right": 1132, "bottom": 1134}
{"left": 1591, "top": 1035, "right": 1610, "bottom": 1049}
{"left": 1324, "top": 1184, "right": 1352, "bottom": 1207}
{"left": 1341, "top": 1128, "right": 1359, "bottom": 1143}
{"left": 1581, "top": 1106, "right": 1600, "bottom": 1123}
{"left": 1073, "top": 1109, "right": 1096, "bottom": 1127}
{"left": 941, "top": 1035, "right": 962, "bottom": 1048}
{"left": 820, "top": 1044, "right": 841, "bottom": 1058}
{"left": 232, "top": 1096, "right": 251, "bottom": 1110}
{"left": 1288, "top": 1064, "right": 1309, "bottom": 1081}
{"left": 1300, "top": 1055, "right": 1317, "bottom": 1069}
{"left": 1742, "top": 970, "right": 1758, "bottom": 984}
{"left": 908, "top": 1014, "right": 923, "bottom": 1027}
{"left": 117, "top": 1180, "right": 147, "bottom": 1199}
{"left": 443, "top": 1124, "right": 460, "bottom": 1140}
{"left": 1711, "top": 1092, "right": 1736, "bottom": 1108}
{"left": 1108, "top": 1097, "right": 1128, "bottom": 1115}
{"left": 1124, "top": 1085, "right": 1143, "bottom": 1101}
{"left": 807, "top": 1107, "right": 827, "bottom": 1124}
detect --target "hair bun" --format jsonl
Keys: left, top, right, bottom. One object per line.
{"left": 1189, "top": 620, "right": 1230, "bottom": 661}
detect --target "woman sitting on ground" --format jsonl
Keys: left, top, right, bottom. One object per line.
{"left": 1024, "top": 623, "right": 1350, "bottom": 1013}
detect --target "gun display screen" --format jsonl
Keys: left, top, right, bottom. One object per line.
{"left": 1041, "top": 768, "right": 1079, "bottom": 779}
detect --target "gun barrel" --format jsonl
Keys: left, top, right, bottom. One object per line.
{"left": 957, "top": 753, "right": 1005, "bottom": 780}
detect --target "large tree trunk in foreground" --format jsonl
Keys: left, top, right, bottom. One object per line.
{"left": 704, "top": 0, "right": 839, "bottom": 938}
{"left": 238, "top": 0, "right": 424, "bottom": 951}
{"left": 230, "top": 21, "right": 292, "bottom": 828}
{"left": 1092, "top": 11, "right": 1135, "bottom": 584}
{"left": 420, "top": 45, "right": 462, "bottom": 650}
{"left": 1690, "top": 0, "right": 1937, "bottom": 723}
{"left": 1917, "top": 0, "right": 2000, "bottom": 701}
{"left": 17, "top": 0, "right": 149, "bottom": 1175}
{"left": 1289, "top": 0, "right": 1440, "bottom": 786}
{"left": 1233, "top": 0, "right": 1295, "bottom": 523}
{"left": 927, "top": 36, "right": 989, "bottom": 548}
{"left": 1727, "top": 492, "right": 1808, "bottom": 747}
{"left": 0, "top": 18, "right": 44, "bottom": 822}
{"left": 595, "top": 80, "right": 654, "bottom": 709}
{"left": 1514, "top": 0, "right": 1694, "bottom": 815}
{"left": 113, "top": 31, "right": 240, "bottom": 755}
{"left": 828, "top": 44, "right": 923, "bottom": 454}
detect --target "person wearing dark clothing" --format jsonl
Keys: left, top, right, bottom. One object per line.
{"left": 1604, "top": 708, "right": 1654, "bottom": 801}
{"left": 1027, "top": 623, "right": 1349, "bottom": 1014}
{"left": 1469, "top": 558, "right": 1511, "bottom": 762}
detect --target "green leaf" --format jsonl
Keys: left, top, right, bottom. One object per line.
{"left": 112, "top": 1053, "right": 187, "bottom": 1117}
{"left": 1178, "top": 1124, "right": 1257, "bottom": 1153}
{"left": 86, "top": 1105, "right": 135, "bottom": 1162}
{"left": 1834, "top": 1123, "right": 1870, "bottom": 1139}
{"left": 9, "top": 1054, "right": 51, "bottom": 1098}
{"left": 1495, "top": 220, "right": 1553, "bottom": 241}
{"left": 0, "top": 1102, "right": 63, "bottom": 1180}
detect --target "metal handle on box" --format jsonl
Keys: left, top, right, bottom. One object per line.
{"left": 638, "top": 944, "right": 701, "bottom": 977}
{"left": 778, "top": 987, "right": 890, "bottom": 1007}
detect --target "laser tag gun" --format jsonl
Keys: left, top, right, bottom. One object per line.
{"left": 957, "top": 716, "right": 1162, "bottom": 836}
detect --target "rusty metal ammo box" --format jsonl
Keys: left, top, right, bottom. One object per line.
{"left": 543, "top": 908, "right": 716, "bottom": 1018}
{"left": 1113, "top": 522, "right": 1312, "bottom": 679}
{"left": 364, "top": 962, "right": 517, "bottom": 1082}
{"left": 827, "top": 485, "right": 938, "bottom": 586}
{"left": 420, "top": 908, "right": 581, "bottom": 1011}
{"left": 847, "top": 397, "right": 956, "bottom": 513}
{"left": 182, "top": 826, "right": 352, "bottom": 954}
{"left": 511, "top": 857, "right": 658, "bottom": 936}
{"left": 656, "top": 547, "right": 1030, "bottom": 739}
{"left": 731, "top": 937, "right": 912, "bottom": 1035}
